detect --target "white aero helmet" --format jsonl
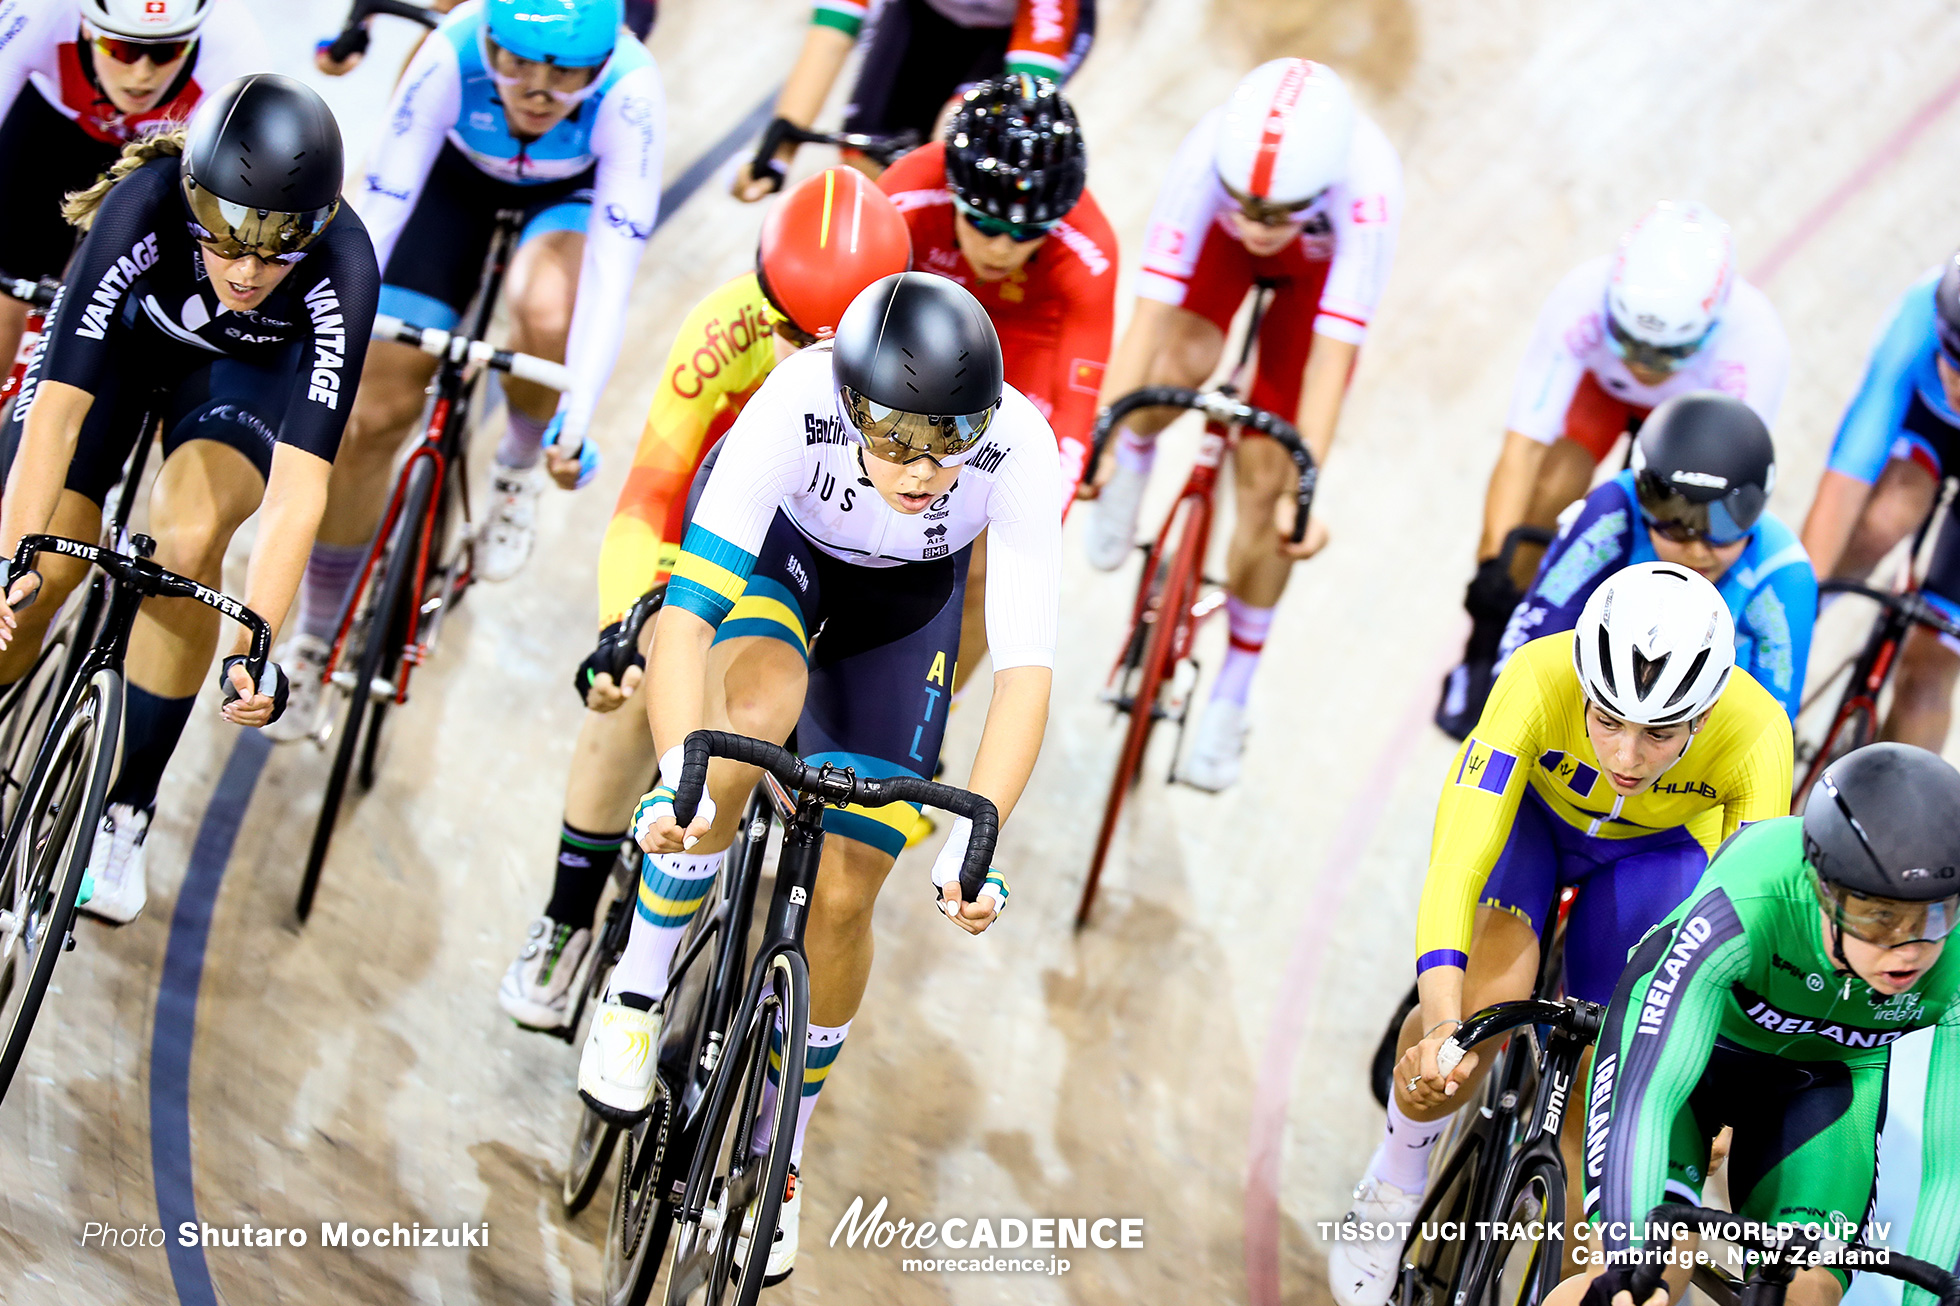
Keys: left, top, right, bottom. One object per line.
{"left": 82, "top": 0, "right": 211, "bottom": 41}
{"left": 1605, "top": 200, "right": 1735, "bottom": 373}
{"left": 1215, "top": 58, "right": 1355, "bottom": 219}
{"left": 1572, "top": 561, "right": 1735, "bottom": 726}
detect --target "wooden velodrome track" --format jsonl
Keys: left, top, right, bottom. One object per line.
{"left": 1, "top": 1, "right": 1957, "bottom": 1302}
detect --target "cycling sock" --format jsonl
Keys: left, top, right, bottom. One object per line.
{"left": 752, "top": 1019, "right": 850, "bottom": 1167}
{"left": 296, "top": 540, "right": 367, "bottom": 644}
{"left": 1209, "top": 595, "right": 1275, "bottom": 707}
{"left": 606, "top": 849, "right": 724, "bottom": 1001}
{"left": 544, "top": 822, "right": 627, "bottom": 927}
{"left": 1113, "top": 428, "right": 1156, "bottom": 477}
{"left": 497, "top": 409, "right": 550, "bottom": 471}
{"left": 1373, "top": 1097, "right": 1448, "bottom": 1194}
{"left": 105, "top": 686, "right": 196, "bottom": 811}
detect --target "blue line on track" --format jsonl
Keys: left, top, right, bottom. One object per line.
{"left": 150, "top": 731, "right": 271, "bottom": 1306}
{"left": 144, "top": 87, "right": 780, "bottom": 1305}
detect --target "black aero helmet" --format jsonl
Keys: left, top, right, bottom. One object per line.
{"left": 182, "top": 73, "right": 344, "bottom": 263}
{"left": 1937, "top": 250, "right": 1960, "bottom": 364}
{"left": 1630, "top": 390, "right": 1774, "bottom": 546}
{"left": 833, "top": 272, "right": 1004, "bottom": 465}
{"left": 944, "top": 74, "right": 1086, "bottom": 230}
{"left": 1804, "top": 743, "right": 1960, "bottom": 901}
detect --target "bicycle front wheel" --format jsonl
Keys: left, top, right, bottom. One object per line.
{"left": 664, "top": 949, "right": 806, "bottom": 1306}
{"left": 565, "top": 862, "right": 635, "bottom": 1215}
{"left": 1473, "top": 1154, "right": 1566, "bottom": 1306}
{"left": 0, "top": 667, "right": 120, "bottom": 1104}
{"left": 298, "top": 456, "right": 434, "bottom": 921}
{"left": 1079, "top": 496, "right": 1205, "bottom": 929}
{"left": 0, "top": 616, "right": 75, "bottom": 831}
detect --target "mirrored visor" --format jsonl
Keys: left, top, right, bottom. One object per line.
{"left": 1635, "top": 471, "right": 1764, "bottom": 546}
{"left": 840, "top": 386, "right": 998, "bottom": 466}
{"left": 184, "top": 177, "right": 336, "bottom": 263}
{"left": 1815, "top": 874, "right": 1960, "bottom": 948}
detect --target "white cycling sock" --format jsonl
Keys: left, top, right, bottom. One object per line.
{"left": 1370, "top": 1097, "right": 1449, "bottom": 1195}
{"left": 606, "top": 850, "right": 724, "bottom": 1002}
{"left": 752, "top": 1020, "right": 850, "bottom": 1167}
{"left": 1113, "top": 427, "right": 1156, "bottom": 477}
{"left": 497, "top": 409, "right": 550, "bottom": 471}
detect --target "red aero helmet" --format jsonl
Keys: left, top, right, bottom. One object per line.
{"left": 757, "top": 168, "right": 913, "bottom": 341}
{"left": 1215, "top": 57, "right": 1355, "bottom": 211}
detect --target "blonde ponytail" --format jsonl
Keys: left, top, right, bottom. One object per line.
{"left": 62, "top": 128, "right": 189, "bottom": 232}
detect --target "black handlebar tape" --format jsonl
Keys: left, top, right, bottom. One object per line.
{"left": 671, "top": 730, "right": 1002, "bottom": 901}
{"left": 323, "top": 21, "right": 371, "bottom": 62}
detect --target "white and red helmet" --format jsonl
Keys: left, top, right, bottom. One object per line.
{"left": 82, "top": 0, "right": 211, "bottom": 41}
{"left": 1215, "top": 58, "right": 1355, "bottom": 212}
{"left": 1605, "top": 201, "right": 1735, "bottom": 367}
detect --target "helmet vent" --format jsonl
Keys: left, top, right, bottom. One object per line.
{"left": 1594, "top": 625, "right": 1617, "bottom": 698}
{"left": 1661, "top": 648, "right": 1710, "bottom": 710}
{"left": 1631, "top": 649, "right": 1668, "bottom": 697}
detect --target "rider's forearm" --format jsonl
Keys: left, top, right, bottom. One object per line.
{"left": 965, "top": 664, "right": 1051, "bottom": 827}
{"left": 644, "top": 607, "right": 717, "bottom": 764}
{"left": 774, "top": 24, "right": 854, "bottom": 130}
{"left": 233, "top": 446, "right": 331, "bottom": 655}
{"left": 1477, "top": 429, "right": 1549, "bottom": 560}
{"left": 1414, "top": 964, "right": 1465, "bottom": 1032}
{"left": 1297, "top": 332, "right": 1358, "bottom": 466}
{"left": 1799, "top": 469, "right": 1872, "bottom": 579}
{"left": 1097, "top": 298, "right": 1180, "bottom": 440}
{"left": 0, "top": 380, "right": 93, "bottom": 557}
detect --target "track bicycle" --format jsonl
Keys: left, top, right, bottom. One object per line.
{"left": 1643, "top": 1201, "right": 1960, "bottom": 1306}
{"left": 745, "top": 121, "right": 922, "bottom": 193}
{"left": 1793, "top": 476, "right": 1960, "bottom": 803}
{"left": 1392, "top": 991, "right": 1602, "bottom": 1306}
{"left": 294, "top": 211, "right": 573, "bottom": 921}
{"left": 1074, "top": 281, "right": 1317, "bottom": 929}
{"left": 0, "top": 531, "right": 271, "bottom": 1106}
{"left": 598, "top": 729, "right": 999, "bottom": 1306}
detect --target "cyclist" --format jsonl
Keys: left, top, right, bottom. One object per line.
{"left": 269, "top": 0, "right": 664, "bottom": 738}
{"left": 878, "top": 73, "right": 1111, "bottom": 692}
{"left": 581, "top": 272, "right": 1058, "bottom": 1284}
{"left": 0, "top": 74, "right": 378, "bottom": 923}
{"left": 1438, "top": 201, "right": 1789, "bottom": 737}
{"left": 1799, "top": 252, "right": 1960, "bottom": 752}
{"left": 497, "top": 167, "right": 912, "bottom": 1031}
{"left": 1081, "top": 57, "right": 1402, "bottom": 791}
{"left": 0, "top": 0, "right": 268, "bottom": 393}
{"left": 314, "top": 1, "right": 654, "bottom": 78}
{"left": 732, "top": 0, "right": 1093, "bottom": 196}
{"left": 1547, "top": 743, "right": 1960, "bottom": 1306}
{"left": 1329, "top": 562, "right": 1793, "bottom": 1306}
{"left": 1489, "top": 391, "right": 1817, "bottom": 725}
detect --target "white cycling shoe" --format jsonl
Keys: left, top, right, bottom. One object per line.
{"left": 477, "top": 466, "right": 541, "bottom": 583}
{"left": 79, "top": 802, "right": 152, "bottom": 925}
{"left": 1084, "top": 460, "right": 1149, "bottom": 572}
{"left": 577, "top": 996, "right": 662, "bottom": 1123}
{"left": 263, "top": 634, "right": 329, "bottom": 744}
{"left": 735, "top": 1163, "right": 800, "bottom": 1287}
{"left": 1327, "top": 1177, "right": 1421, "bottom": 1306}
{"left": 498, "top": 915, "right": 591, "bottom": 1031}
{"left": 1180, "top": 699, "right": 1248, "bottom": 792}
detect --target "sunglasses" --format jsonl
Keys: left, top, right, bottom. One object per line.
{"left": 1606, "top": 314, "right": 1707, "bottom": 375}
{"left": 952, "top": 197, "right": 1054, "bottom": 244}
{"left": 484, "top": 41, "right": 605, "bottom": 105}
{"left": 92, "top": 34, "right": 194, "bottom": 66}
{"left": 1219, "top": 177, "right": 1324, "bottom": 228}
{"left": 840, "top": 387, "right": 996, "bottom": 466}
